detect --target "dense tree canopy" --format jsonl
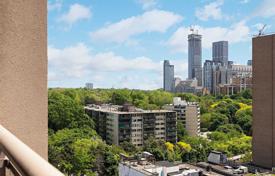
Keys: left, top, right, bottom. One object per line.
{"left": 48, "top": 88, "right": 253, "bottom": 174}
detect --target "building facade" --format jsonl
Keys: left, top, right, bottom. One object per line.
{"left": 231, "top": 64, "right": 252, "bottom": 78}
{"left": 86, "top": 104, "right": 177, "bottom": 147}
{"left": 188, "top": 33, "right": 202, "bottom": 86}
{"left": 174, "top": 79, "right": 204, "bottom": 95}
{"left": 163, "top": 97, "right": 200, "bottom": 137}
{"left": 252, "top": 34, "right": 275, "bottom": 169}
{"left": 203, "top": 60, "right": 228, "bottom": 94}
{"left": 85, "top": 82, "right": 93, "bottom": 89}
{"left": 163, "top": 60, "right": 175, "bottom": 92}
{"left": 247, "top": 60, "right": 252, "bottom": 66}
{"left": 212, "top": 41, "right": 228, "bottom": 66}
{"left": 217, "top": 75, "right": 252, "bottom": 95}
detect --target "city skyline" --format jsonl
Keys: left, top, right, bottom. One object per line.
{"left": 48, "top": 0, "right": 275, "bottom": 89}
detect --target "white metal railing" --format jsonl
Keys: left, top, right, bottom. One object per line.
{"left": 0, "top": 125, "right": 64, "bottom": 176}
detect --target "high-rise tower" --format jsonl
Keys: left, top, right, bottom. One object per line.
{"left": 188, "top": 32, "right": 202, "bottom": 86}
{"left": 212, "top": 41, "right": 228, "bottom": 66}
{"left": 163, "top": 60, "right": 175, "bottom": 92}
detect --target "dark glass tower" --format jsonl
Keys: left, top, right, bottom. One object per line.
{"left": 188, "top": 33, "right": 202, "bottom": 86}
{"left": 212, "top": 41, "right": 228, "bottom": 66}
{"left": 163, "top": 60, "right": 174, "bottom": 92}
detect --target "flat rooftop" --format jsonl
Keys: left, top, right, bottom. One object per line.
{"left": 120, "top": 160, "right": 223, "bottom": 176}
{"left": 85, "top": 104, "right": 175, "bottom": 114}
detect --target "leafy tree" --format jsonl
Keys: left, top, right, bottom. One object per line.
{"left": 240, "top": 89, "right": 252, "bottom": 99}
{"left": 49, "top": 128, "right": 120, "bottom": 175}
{"left": 207, "top": 131, "right": 228, "bottom": 141}
{"left": 216, "top": 124, "right": 243, "bottom": 137}
{"left": 72, "top": 138, "right": 98, "bottom": 175}
{"left": 177, "top": 142, "right": 192, "bottom": 153}
{"left": 200, "top": 113, "right": 212, "bottom": 131}
{"left": 177, "top": 122, "right": 188, "bottom": 141}
{"left": 111, "top": 90, "right": 131, "bottom": 105}
{"left": 48, "top": 91, "right": 94, "bottom": 131}
{"left": 208, "top": 113, "right": 229, "bottom": 131}
{"left": 176, "top": 93, "right": 199, "bottom": 102}
{"left": 201, "top": 112, "right": 229, "bottom": 131}
{"left": 120, "top": 141, "right": 138, "bottom": 154}
{"left": 165, "top": 142, "right": 175, "bottom": 161}
{"left": 181, "top": 136, "right": 212, "bottom": 162}
{"left": 48, "top": 128, "right": 98, "bottom": 175}
{"left": 103, "top": 148, "right": 120, "bottom": 176}
{"left": 235, "top": 107, "right": 252, "bottom": 135}
{"left": 148, "top": 91, "right": 173, "bottom": 108}
{"left": 143, "top": 137, "right": 166, "bottom": 160}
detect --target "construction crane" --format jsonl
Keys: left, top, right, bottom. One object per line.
{"left": 258, "top": 24, "right": 267, "bottom": 36}
{"left": 190, "top": 25, "right": 194, "bottom": 33}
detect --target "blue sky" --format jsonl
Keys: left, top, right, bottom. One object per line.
{"left": 48, "top": 0, "right": 275, "bottom": 89}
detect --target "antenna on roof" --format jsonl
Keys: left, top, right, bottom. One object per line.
{"left": 258, "top": 24, "right": 267, "bottom": 36}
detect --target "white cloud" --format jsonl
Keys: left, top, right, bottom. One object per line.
{"left": 195, "top": 0, "right": 224, "bottom": 21}
{"left": 48, "top": 43, "right": 189, "bottom": 89}
{"left": 137, "top": 0, "right": 157, "bottom": 10}
{"left": 90, "top": 10, "right": 182, "bottom": 43}
{"left": 59, "top": 4, "right": 91, "bottom": 26}
{"left": 240, "top": 0, "right": 250, "bottom": 4}
{"left": 48, "top": 43, "right": 161, "bottom": 79}
{"left": 252, "top": 0, "right": 275, "bottom": 18}
{"left": 167, "top": 21, "right": 250, "bottom": 53}
{"left": 48, "top": 0, "right": 62, "bottom": 11}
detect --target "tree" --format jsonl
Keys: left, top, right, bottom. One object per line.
{"left": 235, "top": 107, "right": 252, "bottom": 135}
{"left": 181, "top": 136, "right": 212, "bottom": 162}
{"left": 103, "top": 148, "right": 120, "bottom": 176}
{"left": 176, "top": 93, "right": 199, "bottom": 102}
{"left": 48, "top": 128, "right": 98, "bottom": 175}
{"left": 48, "top": 91, "right": 94, "bottom": 131}
{"left": 72, "top": 138, "right": 98, "bottom": 175}
{"left": 148, "top": 90, "right": 173, "bottom": 108}
{"left": 201, "top": 112, "right": 229, "bottom": 131}
{"left": 165, "top": 142, "right": 175, "bottom": 161}
{"left": 111, "top": 90, "right": 131, "bottom": 105}
{"left": 48, "top": 128, "right": 120, "bottom": 175}
{"left": 177, "top": 142, "right": 192, "bottom": 153}
{"left": 216, "top": 124, "right": 243, "bottom": 137}
{"left": 200, "top": 113, "right": 212, "bottom": 131}
{"left": 143, "top": 137, "right": 166, "bottom": 160}
{"left": 177, "top": 122, "right": 188, "bottom": 141}
{"left": 120, "top": 141, "right": 137, "bottom": 154}
{"left": 240, "top": 89, "right": 252, "bottom": 99}
{"left": 208, "top": 113, "right": 229, "bottom": 131}
{"left": 208, "top": 131, "right": 228, "bottom": 141}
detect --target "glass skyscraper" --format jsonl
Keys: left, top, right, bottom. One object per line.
{"left": 188, "top": 33, "right": 202, "bottom": 86}
{"left": 212, "top": 41, "right": 228, "bottom": 66}
{"left": 163, "top": 60, "right": 174, "bottom": 92}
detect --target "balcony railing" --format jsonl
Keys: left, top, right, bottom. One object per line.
{"left": 0, "top": 125, "right": 64, "bottom": 176}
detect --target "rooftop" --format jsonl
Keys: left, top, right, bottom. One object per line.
{"left": 85, "top": 104, "right": 175, "bottom": 114}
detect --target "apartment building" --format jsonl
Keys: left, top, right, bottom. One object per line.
{"left": 85, "top": 104, "right": 177, "bottom": 147}
{"left": 163, "top": 97, "right": 200, "bottom": 137}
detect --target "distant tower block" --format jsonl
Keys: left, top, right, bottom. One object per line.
{"left": 212, "top": 41, "right": 228, "bottom": 66}
{"left": 163, "top": 60, "right": 175, "bottom": 92}
{"left": 188, "top": 30, "right": 202, "bottom": 86}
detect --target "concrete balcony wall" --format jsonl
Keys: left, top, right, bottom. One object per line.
{"left": 0, "top": 0, "right": 48, "bottom": 160}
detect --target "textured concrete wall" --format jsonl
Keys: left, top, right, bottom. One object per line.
{"left": 0, "top": 0, "right": 47, "bottom": 159}
{"left": 252, "top": 34, "right": 275, "bottom": 168}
